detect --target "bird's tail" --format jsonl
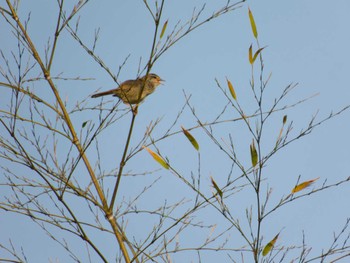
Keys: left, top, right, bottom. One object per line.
{"left": 91, "top": 90, "right": 114, "bottom": 98}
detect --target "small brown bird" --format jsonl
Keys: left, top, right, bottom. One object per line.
{"left": 91, "top": 73, "right": 164, "bottom": 104}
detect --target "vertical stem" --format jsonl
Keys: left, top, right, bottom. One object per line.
{"left": 252, "top": 37, "right": 264, "bottom": 263}
{"left": 109, "top": 112, "right": 137, "bottom": 210}
{"left": 108, "top": 0, "right": 166, "bottom": 212}
{"left": 6, "top": 2, "right": 131, "bottom": 262}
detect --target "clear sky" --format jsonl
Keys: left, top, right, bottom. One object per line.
{"left": 1, "top": 0, "right": 350, "bottom": 262}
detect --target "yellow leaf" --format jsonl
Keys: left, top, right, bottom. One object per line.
{"left": 181, "top": 126, "right": 199, "bottom": 151}
{"left": 249, "top": 44, "right": 253, "bottom": 64}
{"left": 252, "top": 47, "right": 265, "bottom": 63}
{"left": 250, "top": 140, "right": 258, "bottom": 167}
{"left": 210, "top": 176, "right": 223, "bottom": 199}
{"left": 160, "top": 20, "right": 168, "bottom": 39}
{"left": 292, "top": 177, "right": 319, "bottom": 193}
{"left": 143, "top": 146, "right": 169, "bottom": 169}
{"left": 226, "top": 78, "right": 237, "bottom": 101}
{"left": 248, "top": 8, "right": 258, "bottom": 39}
{"left": 262, "top": 234, "right": 279, "bottom": 256}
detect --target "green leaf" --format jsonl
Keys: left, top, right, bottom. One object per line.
{"left": 226, "top": 78, "right": 237, "bottom": 101}
{"left": 262, "top": 234, "right": 279, "bottom": 256}
{"left": 143, "top": 146, "right": 169, "bottom": 169}
{"left": 160, "top": 20, "right": 168, "bottom": 39}
{"left": 181, "top": 126, "right": 199, "bottom": 151}
{"left": 250, "top": 139, "right": 258, "bottom": 167}
{"left": 82, "top": 121, "right": 88, "bottom": 128}
{"left": 211, "top": 176, "right": 223, "bottom": 199}
{"left": 248, "top": 8, "right": 258, "bottom": 39}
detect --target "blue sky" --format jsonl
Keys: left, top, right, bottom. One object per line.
{"left": 1, "top": 0, "right": 350, "bottom": 262}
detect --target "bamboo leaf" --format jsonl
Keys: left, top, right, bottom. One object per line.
{"left": 160, "top": 20, "right": 168, "bottom": 39}
{"left": 292, "top": 177, "right": 319, "bottom": 193}
{"left": 262, "top": 234, "right": 279, "bottom": 256}
{"left": 226, "top": 78, "right": 237, "bottom": 101}
{"left": 248, "top": 8, "right": 258, "bottom": 39}
{"left": 283, "top": 115, "right": 287, "bottom": 125}
{"left": 275, "top": 128, "right": 283, "bottom": 146}
{"left": 250, "top": 139, "right": 258, "bottom": 167}
{"left": 249, "top": 44, "right": 253, "bottom": 64}
{"left": 275, "top": 115, "right": 288, "bottom": 150}
{"left": 210, "top": 176, "right": 223, "bottom": 199}
{"left": 181, "top": 126, "right": 199, "bottom": 151}
{"left": 143, "top": 146, "right": 169, "bottom": 169}
{"left": 252, "top": 47, "right": 265, "bottom": 64}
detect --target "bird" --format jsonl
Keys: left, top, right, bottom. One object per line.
{"left": 91, "top": 73, "right": 164, "bottom": 104}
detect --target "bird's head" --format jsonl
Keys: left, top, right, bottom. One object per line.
{"left": 145, "top": 73, "right": 164, "bottom": 87}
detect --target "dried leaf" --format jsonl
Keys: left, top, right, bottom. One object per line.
{"left": 226, "top": 78, "right": 237, "bottom": 101}
{"left": 283, "top": 115, "right": 287, "bottom": 125}
{"left": 250, "top": 139, "right": 258, "bottom": 167}
{"left": 211, "top": 176, "right": 223, "bottom": 199}
{"left": 248, "top": 8, "right": 258, "bottom": 39}
{"left": 292, "top": 177, "right": 319, "bottom": 193}
{"left": 262, "top": 234, "right": 279, "bottom": 256}
{"left": 181, "top": 126, "right": 199, "bottom": 151}
{"left": 275, "top": 128, "right": 283, "bottom": 150}
{"left": 143, "top": 146, "right": 169, "bottom": 169}
{"left": 275, "top": 115, "right": 288, "bottom": 149}
{"left": 160, "top": 20, "right": 168, "bottom": 39}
